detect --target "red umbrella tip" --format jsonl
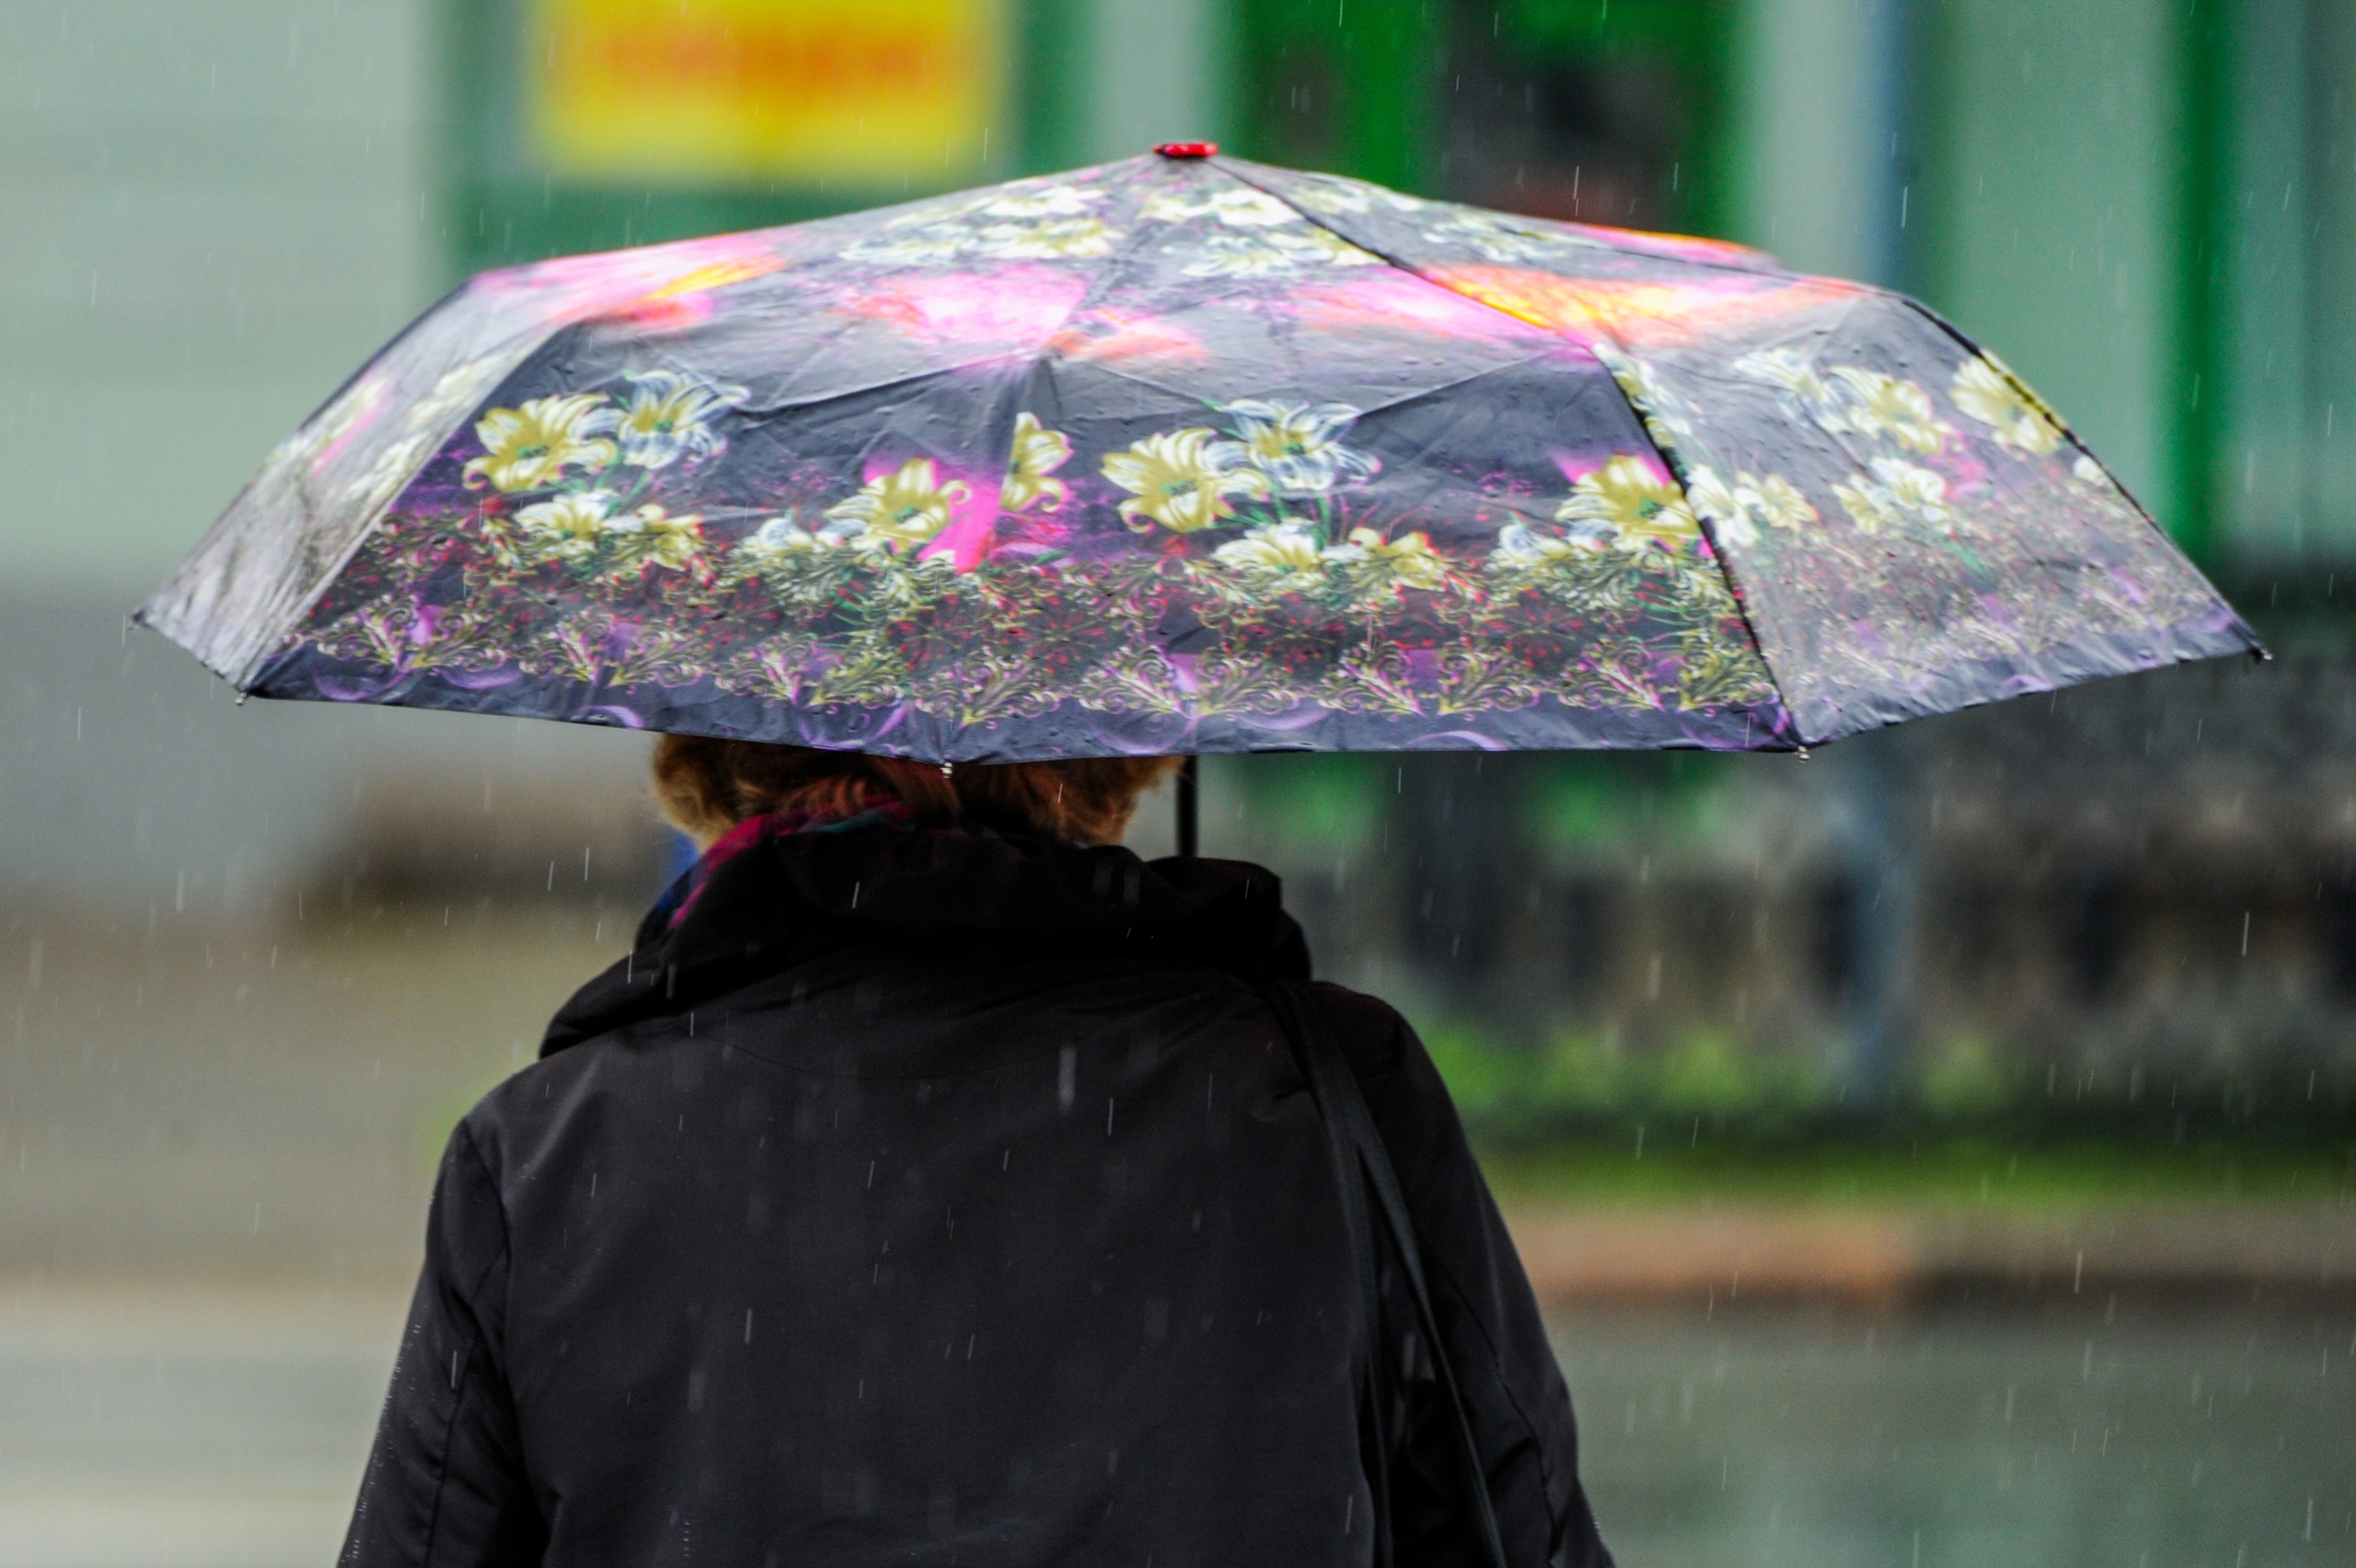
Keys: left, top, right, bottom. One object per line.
{"left": 1153, "top": 142, "right": 1218, "bottom": 158}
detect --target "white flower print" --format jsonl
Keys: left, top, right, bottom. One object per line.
{"left": 972, "top": 216, "right": 1116, "bottom": 259}
{"left": 1429, "top": 210, "right": 1585, "bottom": 263}
{"left": 735, "top": 513, "right": 848, "bottom": 569}
{"left": 1222, "top": 400, "right": 1380, "bottom": 495}
{"left": 1731, "top": 348, "right": 1831, "bottom": 407}
{"left": 1950, "top": 355, "right": 2064, "bottom": 455}
{"left": 978, "top": 185, "right": 1101, "bottom": 220}
{"left": 345, "top": 433, "right": 430, "bottom": 518}
{"left": 1143, "top": 188, "right": 1301, "bottom": 227}
{"left": 1828, "top": 367, "right": 1952, "bottom": 455}
{"left": 1834, "top": 457, "right": 1953, "bottom": 535}
{"left": 1490, "top": 521, "right": 1587, "bottom": 564}
{"left": 1683, "top": 465, "right": 1818, "bottom": 548}
{"left": 1176, "top": 226, "right": 1380, "bottom": 277}
{"left": 615, "top": 372, "right": 745, "bottom": 470}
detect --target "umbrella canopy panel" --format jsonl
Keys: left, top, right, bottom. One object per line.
{"left": 140, "top": 154, "right": 2256, "bottom": 762}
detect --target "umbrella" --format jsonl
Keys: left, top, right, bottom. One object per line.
{"left": 139, "top": 145, "right": 2258, "bottom": 809}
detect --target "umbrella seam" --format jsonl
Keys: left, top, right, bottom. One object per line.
{"left": 1055, "top": 332, "right": 1564, "bottom": 427}
{"left": 1209, "top": 154, "right": 1798, "bottom": 284}
{"left": 1209, "top": 157, "right": 1806, "bottom": 746}
{"left": 1888, "top": 292, "right": 2263, "bottom": 659}
{"left": 228, "top": 317, "right": 565, "bottom": 690}
{"left": 977, "top": 173, "right": 1165, "bottom": 575}
{"left": 139, "top": 272, "right": 490, "bottom": 687}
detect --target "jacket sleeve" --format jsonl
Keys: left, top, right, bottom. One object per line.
{"left": 1315, "top": 985, "right": 1613, "bottom": 1568}
{"left": 341, "top": 1118, "right": 546, "bottom": 1568}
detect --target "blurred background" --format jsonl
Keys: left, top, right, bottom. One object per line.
{"left": 1, "top": 1, "right": 2350, "bottom": 1563}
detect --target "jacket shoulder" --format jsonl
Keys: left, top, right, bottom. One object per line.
{"left": 454, "top": 1026, "right": 662, "bottom": 1172}
{"left": 1297, "top": 979, "right": 1418, "bottom": 1085}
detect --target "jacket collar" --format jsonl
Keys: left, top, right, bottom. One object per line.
{"left": 543, "top": 826, "right": 1310, "bottom": 1055}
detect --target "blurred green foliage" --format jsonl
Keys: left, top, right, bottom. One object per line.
{"left": 1233, "top": 753, "right": 1390, "bottom": 851}
{"left": 1518, "top": 753, "right": 1740, "bottom": 856}
{"left": 1477, "top": 1130, "right": 2356, "bottom": 1212}
{"left": 1421, "top": 1010, "right": 2353, "bottom": 1150}
{"left": 1423, "top": 1020, "right": 1837, "bottom": 1135}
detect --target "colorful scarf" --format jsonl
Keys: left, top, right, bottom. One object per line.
{"left": 655, "top": 796, "right": 921, "bottom": 931}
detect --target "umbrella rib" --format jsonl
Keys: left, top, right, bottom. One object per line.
{"left": 1888, "top": 293, "right": 2264, "bottom": 662}
{"left": 1207, "top": 158, "right": 1807, "bottom": 744}
{"left": 1207, "top": 155, "right": 1796, "bottom": 284}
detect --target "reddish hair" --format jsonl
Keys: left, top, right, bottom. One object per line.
{"left": 652, "top": 735, "right": 1183, "bottom": 848}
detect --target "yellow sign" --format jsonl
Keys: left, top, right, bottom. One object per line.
{"left": 527, "top": 0, "right": 1003, "bottom": 186}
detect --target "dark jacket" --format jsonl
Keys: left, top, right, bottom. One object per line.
{"left": 341, "top": 826, "right": 1611, "bottom": 1568}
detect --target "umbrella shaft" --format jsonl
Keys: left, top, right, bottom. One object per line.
{"left": 1176, "top": 756, "right": 1200, "bottom": 859}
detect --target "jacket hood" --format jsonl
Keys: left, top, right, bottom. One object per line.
{"left": 544, "top": 828, "right": 1310, "bottom": 1054}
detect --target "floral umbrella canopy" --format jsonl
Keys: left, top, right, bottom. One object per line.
{"left": 140, "top": 149, "right": 2258, "bottom": 762}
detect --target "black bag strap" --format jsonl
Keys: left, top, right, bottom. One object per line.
{"left": 1259, "top": 981, "right": 1511, "bottom": 1568}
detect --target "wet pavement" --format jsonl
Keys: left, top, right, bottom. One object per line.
{"left": 1563, "top": 1300, "right": 2353, "bottom": 1568}
{"left": 3, "top": 1281, "right": 2346, "bottom": 1568}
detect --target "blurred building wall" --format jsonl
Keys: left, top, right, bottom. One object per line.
{"left": 1078, "top": 0, "right": 1234, "bottom": 160}
{"left": 1908, "top": 0, "right": 2183, "bottom": 537}
{"left": 6, "top": 0, "right": 2353, "bottom": 1168}
{"left": 0, "top": 0, "right": 428, "bottom": 583}
{"left": 1732, "top": 0, "right": 1897, "bottom": 284}
{"left": 0, "top": 0, "right": 665, "bottom": 912}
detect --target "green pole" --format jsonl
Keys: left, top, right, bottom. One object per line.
{"left": 2168, "top": 0, "right": 2232, "bottom": 569}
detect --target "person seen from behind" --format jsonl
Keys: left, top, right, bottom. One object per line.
{"left": 341, "top": 738, "right": 1614, "bottom": 1567}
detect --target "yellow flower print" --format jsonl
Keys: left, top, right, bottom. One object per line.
{"left": 1204, "top": 189, "right": 1301, "bottom": 227}
{"left": 1555, "top": 455, "right": 1700, "bottom": 548}
{"left": 1212, "top": 520, "right": 1326, "bottom": 583}
{"left": 607, "top": 504, "right": 704, "bottom": 573}
{"left": 1179, "top": 228, "right": 1380, "bottom": 278}
{"left": 1832, "top": 480, "right": 1889, "bottom": 534}
{"left": 1143, "top": 189, "right": 1300, "bottom": 227}
{"left": 515, "top": 490, "right": 622, "bottom": 563}
{"left": 1684, "top": 465, "right": 1818, "bottom": 548}
{"left": 1830, "top": 367, "right": 1952, "bottom": 455}
{"left": 975, "top": 216, "right": 1116, "bottom": 259}
{"left": 1430, "top": 210, "right": 1581, "bottom": 263}
{"left": 1747, "top": 473, "right": 1818, "bottom": 531}
{"left": 846, "top": 227, "right": 972, "bottom": 266}
{"left": 978, "top": 185, "right": 1099, "bottom": 220}
{"left": 1140, "top": 192, "right": 1206, "bottom": 224}
{"left": 1287, "top": 177, "right": 1425, "bottom": 216}
{"left": 822, "top": 457, "right": 973, "bottom": 551}
{"left": 464, "top": 394, "right": 618, "bottom": 492}
{"left": 1177, "top": 234, "right": 1299, "bottom": 277}
{"left": 1324, "top": 527, "right": 1450, "bottom": 604}
{"left": 1276, "top": 227, "right": 1382, "bottom": 266}
{"left": 1103, "top": 429, "right": 1265, "bottom": 533}
{"left": 999, "top": 413, "right": 1073, "bottom": 513}
{"left": 1950, "top": 355, "right": 2064, "bottom": 455}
